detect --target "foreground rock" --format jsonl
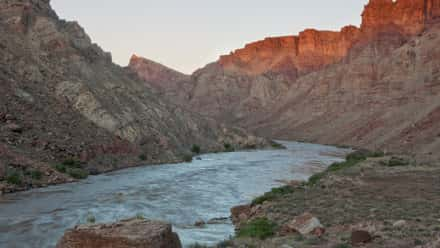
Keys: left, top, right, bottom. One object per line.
{"left": 283, "top": 212, "right": 324, "bottom": 236}
{"left": 56, "top": 218, "right": 181, "bottom": 248}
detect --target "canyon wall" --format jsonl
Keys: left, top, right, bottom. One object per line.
{"left": 130, "top": 0, "right": 440, "bottom": 158}
{"left": 0, "top": 0, "right": 267, "bottom": 193}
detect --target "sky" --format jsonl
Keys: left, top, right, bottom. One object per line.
{"left": 51, "top": 0, "right": 368, "bottom": 74}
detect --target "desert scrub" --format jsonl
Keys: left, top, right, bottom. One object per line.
{"left": 138, "top": 154, "right": 147, "bottom": 161}
{"left": 237, "top": 218, "right": 276, "bottom": 240}
{"left": 182, "top": 154, "right": 193, "bottom": 162}
{"left": 224, "top": 143, "right": 235, "bottom": 152}
{"left": 27, "top": 170, "right": 43, "bottom": 180}
{"left": 191, "top": 144, "right": 201, "bottom": 154}
{"left": 270, "top": 141, "right": 285, "bottom": 149}
{"left": 6, "top": 169, "right": 23, "bottom": 185}
{"left": 66, "top": 168, "right": 88, "bottom": 179}
{"left": 334, "top": 243, "right": 351, "bottom": 248}
{"left": 385, "top": 157, "right": 410, "bottom": 167}
{"left": 135, "top": 213, "right": 145, "bottom": 220}
{"left": 86, "top": 213, "right": 96, "bottom": 224}
{"left": 252, "top": 185, "right": 294, "bottom": 205}
{"left": 53, "top": 159, "right": 88, "bottom": 179}
{"left": 307, "top": 150, "right": 377, "bottom": 186}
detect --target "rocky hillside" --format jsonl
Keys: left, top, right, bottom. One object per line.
{"left": 131, "top": 0, "right": 440, "bottom": 158}
{"left": 0, "top": 0, "right": 267, "bottom": 193}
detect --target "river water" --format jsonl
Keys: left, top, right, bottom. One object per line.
{"left": 0, "top": 141, "right": 348, "bottom": 248}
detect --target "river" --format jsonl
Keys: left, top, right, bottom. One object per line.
{"left": 0, "top": 141, "right": 348, "bottom": 247}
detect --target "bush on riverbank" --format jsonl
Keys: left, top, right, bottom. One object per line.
{"left": 270, "top": 141, "right": 286, "bottom": 149}
{"left": 183, "top": 154, "right": 193, "bottom": 162}
{"left": 307, "top": 150, "right": 383, "bottom": 186}
{"left": 384, "top": 156, "right": 410, "bottom": 167}
{"left": 191, "top": 144, "right": 201, "bottom": 154}
{"left": 6, "top": 169, "right": 23, "bottom": 185}
{"left": 53, "top": 159, "right": 89, "bottom": 179}
{"left": 252, "top": 185, "right": 294, "bottom": 205}
{"left": 224, "top": 143, "right": 235, "bottom": 152}
{"left": 237, "top": 218, "right": 277, "bottom": 240}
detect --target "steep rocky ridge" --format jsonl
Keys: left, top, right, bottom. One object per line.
{"left": 0, "top": 0, "right": 267, "bottom": 193}
{"left": 127, "top": 55, "right": 194, "bottom": 105}
{"left": 131, "top": 0, "right": 440, "bottom": 158}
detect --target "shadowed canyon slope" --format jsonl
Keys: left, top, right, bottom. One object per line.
{"left": 131, "top": 0, "right": 440, "bottom": 158}
{"left": 0, "top": 0, "right": 266, "bottom": 193}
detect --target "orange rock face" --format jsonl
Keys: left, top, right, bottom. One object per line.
{"left": 218, "top": 0, "right": 440, "bottom": 76}
{"left": 219, "top": 26, "right": 361, "bottom": 76}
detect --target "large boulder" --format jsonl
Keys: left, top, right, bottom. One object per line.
{"left": 56, "top": 218, "right": 182, "bottom": 248}
{"left": 283, "top": 212, "right": 324, "bottom": 235}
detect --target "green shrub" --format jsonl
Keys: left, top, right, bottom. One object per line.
{"left": 86, "top": 213, "right": 96, "bottom": 224}
{"left": 252, "top": 185, "right": 293, "bottom": 205}
{"left": 270, "top": 141, "right": 285, "bottom": 149}
{"left": 345, "top": 150, "right": 369, "bottom": 161}
{"left": 67, "top": 168, "right": 88, "bottom": 179}
{"left": 334, "top": 243, "right": 351, "bottom": 248}
{"left": 6, "top": 171, "right": 22, "bottom": 185}
{"left": 386, "top": 157, "right": 410, "bottom": 167}
{"left": 307, "top": 150, "right": 371, "bottom": 186}
{"left": 53, "top": 159, "right": 88, "bottom": 179}
{"left": 183, "top": 154, "right": 193, "bottom": 162}
{"left": 307, "top": 172, "right": 326, "bottom": 186}
{"left": 53, "top": 164, "right": 67, "bottom": 173}
{"left": 191, "top": 144, "right": 201, "bottom": 154}
{"left": 30, "top": 170, "right": 43, "bottom": 180}
{"left": 62, "top": 159, "right": 82, "bottom": 168}
{"left": 237, "top": 218, "right": 276, "bottom": 240}
{"left": 369, "top": 151, "right": 385, "bottom": 157}
{"left": 138, "top": 154, "right": 147, "bottom": 161}
{"left": 224, "top": 143, "right": 235, "bottom": 152}
{"left": 135, "top": 213, "right": 145, "bottom": 220}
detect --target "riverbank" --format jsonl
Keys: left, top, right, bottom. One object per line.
{"left": 227, "top": 151, "right": 440, "bottom": 248}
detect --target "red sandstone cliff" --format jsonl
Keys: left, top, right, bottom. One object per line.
{"left": 218, "top": 0, "right": 440, "bottom": 76}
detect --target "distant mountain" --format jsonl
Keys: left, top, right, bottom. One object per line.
{"left": 132, "top": 0, "right": 440, "bottom": 158}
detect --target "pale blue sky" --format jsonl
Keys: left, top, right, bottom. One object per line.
{"left": 52, "top": 0, "right": 368, "bottom": 74}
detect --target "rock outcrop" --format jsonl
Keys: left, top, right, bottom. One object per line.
{"left": 127, "top": 55, "right": 193, "bottom": 104}
{"left": 0, "top": 0, "right": 268, "bottom": 193}
{"left": 56, "top": 218, "right": 182, "bottom": 248}
{"left": 131, "top": 0, "right": 440, "bottom": 158}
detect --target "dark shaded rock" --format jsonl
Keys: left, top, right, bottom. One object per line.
{"left": 351, "top": 230, "right": 372, "bottom": 245}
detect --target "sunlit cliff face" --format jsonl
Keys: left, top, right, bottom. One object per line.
{"left": 217, "top": 0, "right": 440, "bottom": 76}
